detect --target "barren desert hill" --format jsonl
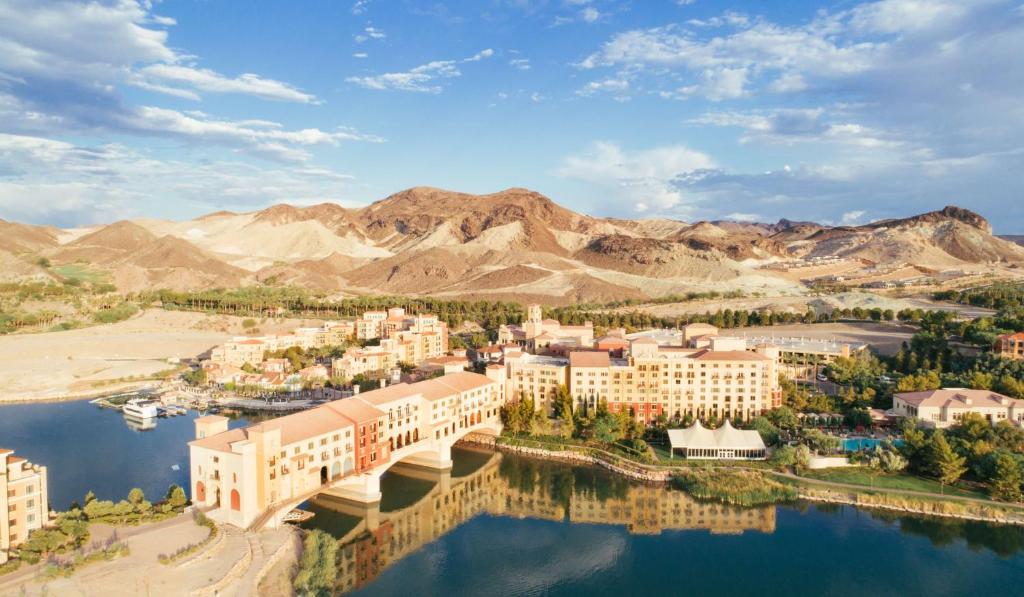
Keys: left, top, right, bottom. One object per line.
{"left": 2, "top": 188, "right": 1022, "bottom": 300}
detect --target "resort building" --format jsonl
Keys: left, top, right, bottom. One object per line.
{"left": 502, "top": 350, "right": 570, "bottom": 416}
{"left": 892, "top": 388, "right": 1024, "bottom": 428}
{"left": 332, "top": 347, "right": 398, "bottom": 382}
{"left": 210, "top": 321, "right": 357, "bottom": 367}
{"left": 1, "top": 450, "right": 49, "bottom": 564}
{"left": 568, "top": 338, "right": 782, "bottom": 424}
{"left": 995, "top": 332, "right": 1024, "bottom": 360}
{"left": 627, "top": 325, "right": 868, "bottom": 380}
{"left": 354, "top": 308, "right": 448, "bottom": 344}
{"left": 189, "top": 371, "right": 504, "bottom": 528}
{"left": 667, "top": 420, "right": 767, "bottom": 460}
{"left": 498, "top": 304, "right": 593, "bottom": 352}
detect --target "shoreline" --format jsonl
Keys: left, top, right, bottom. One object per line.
{"left": 0, "top": 381, "right": 160, "bottom": 406}
{"left": 467, "top": 437, "right": 1024, "bottom": 527}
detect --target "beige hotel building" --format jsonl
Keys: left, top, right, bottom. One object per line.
{"left": 569, "top": 337, "right": 782, "bottom": 423}
{"left": 1, "top": 450, "right": 49, "bottom": 564}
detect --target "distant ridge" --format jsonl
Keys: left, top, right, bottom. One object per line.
{"left": 1, "top": 187, "right": 1022, "bottom": 302}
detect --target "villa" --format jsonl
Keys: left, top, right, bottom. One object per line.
{"left": 892, "top": 388, "right": 1024, "bottom": 428}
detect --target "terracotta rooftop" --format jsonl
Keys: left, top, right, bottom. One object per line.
{"left": 896, "top": 388, "right": 1024, "bottom": 408}
{"left": 631, "top": 337, "right": 659, "bottom": 345}
{"left": 326, "top": 398, "right": 386, "bottom": 423}
{"left": 569, "top": 351, "right": 611, "bottom": 368}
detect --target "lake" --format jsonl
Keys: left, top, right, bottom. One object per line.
{"left": 0, "top": 398, "right": 253, "bottom": 508}
{"left": 3, "top": 401, "right": 1024, "bottom": 595}
{"left": 304, "top": 447, "right": 1024, "bottom": 596}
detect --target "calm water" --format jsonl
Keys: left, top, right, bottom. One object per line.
{"left": 304, "top": 447, "right": 1024, "bottom": 596}
{"left": 3, "top": 401, "right": 1024, "bottom": 595}
{"left": 0, "top": 399, "right": 252, "bottom": 508}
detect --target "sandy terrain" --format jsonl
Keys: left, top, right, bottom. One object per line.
{"left": 0, "top": 310, "right": 319, "bottom": 402}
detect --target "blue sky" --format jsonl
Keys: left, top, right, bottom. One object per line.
{"left": 1, "top": 0, "right": 1022, "bottom": 231}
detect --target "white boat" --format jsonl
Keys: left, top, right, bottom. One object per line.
{"left": 123, "top": 398, "right": 160, "bottom": 419}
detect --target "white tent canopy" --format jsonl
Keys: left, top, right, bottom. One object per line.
{"left": 667, "top": 420, "right": 767, "bottom": 460}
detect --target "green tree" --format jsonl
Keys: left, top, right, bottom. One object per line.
{"left": 793, "top": 445, "right": 812, "bottom": 473}
{"left": 552, "top": 385, "right": 573, "bottom": 419}
{"left": 769, "top": 445, "right": 796, "bottom": 470}
{"left": 501, "top": 401, "right": 523, "bottom": 434}
{"left": 989, "top": 453, "right": 1023, "bottom": 502}
{"left": 748, "top": 417, "right": 780, "bottom": 446}
{"left": 127, "top": 488, "right": 145, "bottom": 506}
{"left": 768, "top": 406, "right": 799, "bottom": 431}
{"left": 166, "top": 485, "right": 187, "bottom": 509}
{"left": 927, "top": 431, "right": 968, "bottom": 491}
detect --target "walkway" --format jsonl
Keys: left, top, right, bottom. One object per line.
{"left": 776, "top": 471, "right": 1024, "bottom": 510}
{"left": 0, "top": 513, "right": 299, "bottom": 597}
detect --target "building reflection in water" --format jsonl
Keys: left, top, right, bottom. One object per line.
{"left": 307, "top": 447, "right": 775, "bottom": 594}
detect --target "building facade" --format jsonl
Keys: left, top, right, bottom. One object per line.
{"left": 569, "top": 338, "right": 782, "bottom": 424}
{"left": 893, "top": 388, "right": 1024, "bottom": 428}
{"left": 189, "top": 371, "right": 504, "bottom": 528}
{"left": 1, "top": 450, "right": 49, "bottom": 564}
{"left": 502, "top": 350, "right": 570, "bottom": 416}
{"left": 995, "top": 333, "right": 1024, "bottom": 360}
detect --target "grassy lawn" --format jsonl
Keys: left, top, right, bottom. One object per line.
{"left": 53, "top": 263, "right": 110, "bottom": 285}
{"left": 801, "top": 467, "right": 987, "bottom": 499}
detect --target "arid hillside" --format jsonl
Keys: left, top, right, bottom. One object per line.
{"left": 2, "top": 188, "right": 1022, "bottom": 301}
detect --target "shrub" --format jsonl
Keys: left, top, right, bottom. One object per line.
{"left": 671, "top": 468, "right": 797, "bottom": 506}
{"left": 294, "top": 529, "right": 339, "bottom": 596}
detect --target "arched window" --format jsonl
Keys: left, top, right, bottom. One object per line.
{"left": 230, "top": 489, "right": 240, "bottom": 511}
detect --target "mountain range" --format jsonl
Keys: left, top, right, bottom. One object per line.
{"left": 2, "top": 187, "right": 1022, "bottom": 302}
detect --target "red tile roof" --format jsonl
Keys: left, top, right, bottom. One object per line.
{"left": 569, "top": 351, "right": 610, "bottom": 367}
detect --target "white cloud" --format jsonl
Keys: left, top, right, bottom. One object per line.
{"left": 509, "top": 58, "right": 531, "bottom": 70}
{"left": 576, "top": 78, "right": 630, "bottom": 98}
{"left": 558, "top": 141, "right": 715, "bottom": 215}
{"left": 580, "top": 7, "right": 602, "bottom": 23}
{"left": 131, "top": 65, "right": 319, "bottom": 103}
{"left": 841, "top": 210, "right": 866, "bottom": 224}
{"left": 353, "top": 52, "right": 368, "bottom": 59}
{"left": 848, "top": 0, "right": 968, "bottom": 34}
{"left": 0, "top": 0, "right": 319, "bottom": 104}
{"left": 662, "top": 67, "right": 749, "bottom": 101}
{"left": 464, "top": 48, "right": 495, "bottom": 62}
{"left": 0, "top": 133, "right": 362, "bottom": 225}
{"left": 726, "top": 212, "right": 761, "bottom": 222}
{"left": 351, "top": 0, "right": 372, "bottom": 15}
{"left": 346, "top": 50, "right": 493, "bottom": 93}
{"left": 0, "top": 0, "right": 378, "bottom": 166}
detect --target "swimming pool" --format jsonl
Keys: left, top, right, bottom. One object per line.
{"left": 841, "top": 437, "right": 904, "bottom": 452}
